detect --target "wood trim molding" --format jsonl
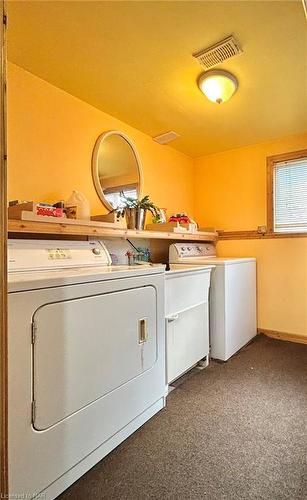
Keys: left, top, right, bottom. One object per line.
{"left": 0, "top": 1, "right": 8, "bottom": 495}
{"left": 266, "top": 148, "right": 307, "bottom": 234}
{"left": 266, "top": 156, "right": 274, "bottom": 233}
{"left": 259, "top": 328, "right": 307, "bottom": 345}
{"left": 218, "top": 230, "right": 307, "bottom": 240}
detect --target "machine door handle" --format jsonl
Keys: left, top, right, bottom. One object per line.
{"left": 138, "top": 318, "right": 148, "bottom": 344}
{"left": 166, "top": 314, "right": 179, "bottom": 323}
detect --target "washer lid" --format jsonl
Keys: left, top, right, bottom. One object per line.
{"left": 176, "top": 257, "right": 256, "bottom": 266}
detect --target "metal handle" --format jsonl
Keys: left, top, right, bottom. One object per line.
{"left": 167, "top": 314, "right": 179, "bottom": 323}
{"left": 139, "top": 318, "right": 148, "bottom": 343}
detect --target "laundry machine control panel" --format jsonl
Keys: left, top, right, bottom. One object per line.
{"left": 169, "top": 243, "right": 216, "bottom": 262}
{"left": 8, "top": 239, "right": 112, "bottom": 272}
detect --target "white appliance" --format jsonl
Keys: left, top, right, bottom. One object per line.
{"left": 169, "top": 243, "right": 257, "bottom": 361}
{"left": 165, "top": 264, "right": 214, "bottom": 383}
{"left": 8, "top": 239, "right": 166, "bottom": 500}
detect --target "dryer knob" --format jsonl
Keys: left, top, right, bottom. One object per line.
{"left": 92, "top": 248, "right": 101, "bottom": 255}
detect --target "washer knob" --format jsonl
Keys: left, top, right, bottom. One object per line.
{"left": 92, "top": 247, "right": 101, "bottom": 255}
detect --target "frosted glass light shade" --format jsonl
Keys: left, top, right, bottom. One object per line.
{"left": 198, "top": 70, "right": 238, "bottom": 104}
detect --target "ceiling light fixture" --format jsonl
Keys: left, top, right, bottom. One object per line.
{"left": 198, "top": 69, "right": 238, "bottom": 104}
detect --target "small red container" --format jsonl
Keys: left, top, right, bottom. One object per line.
{"left": 36, "top": 205, "right": 64, "bottom": 217}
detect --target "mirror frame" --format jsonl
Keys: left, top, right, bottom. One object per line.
{"left": 92, "top": 130, "right": 143, "bottom": 211}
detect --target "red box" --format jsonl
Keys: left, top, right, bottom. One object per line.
{"left": 36, "top": 205, "right": 64, "bottom": 217}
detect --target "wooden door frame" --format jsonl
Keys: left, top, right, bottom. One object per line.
{"left": 0, "top": 0, "right": 7, "bottom": 495}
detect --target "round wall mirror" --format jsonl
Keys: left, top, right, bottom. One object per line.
{"left": 92, "top": 130, "right": 143, "bottom": 211}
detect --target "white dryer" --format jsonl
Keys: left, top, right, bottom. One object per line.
{"left": 8, "top": 239, "right": 166, "bottom": 499}
{"left": 169, "top": 243, "right": 257, "bottom": 361}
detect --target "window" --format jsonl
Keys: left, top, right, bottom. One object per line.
{"left": 103, "top": 184, "right": 138, "bottom": 209}
{"left": 104, "top": 187, "right": 137, "bottom": 209}
{"left": 267, "top": 150, "right": 307, "bottom": 234}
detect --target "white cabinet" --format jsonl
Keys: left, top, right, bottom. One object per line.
{"left": 165, "top": 266, "right": 213, "bottom": 383}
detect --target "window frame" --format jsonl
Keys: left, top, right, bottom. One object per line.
{"left": 266, "top": 149, "right": 307, "bottom": 234}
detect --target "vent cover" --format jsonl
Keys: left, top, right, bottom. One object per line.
{"left": 193, "top": 35, "right": 242, "bottom": 69}
{"left": 153, "top": 131, "right": 180, "bottom": 145}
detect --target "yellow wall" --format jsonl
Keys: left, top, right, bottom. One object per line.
{"left": 217, "top": 239, "right": 307, "bottom": 336}
{"left": 7, "top": 62, "right": 195, "bottom": 217}
{"left": 194, "top": 133, "right": 307, "bottom": 232}
{"left": 195, "top": 134, "right": 307, "bottom": 337}
{"left": 8, "top": 62, "right": 307, "bottom": 338}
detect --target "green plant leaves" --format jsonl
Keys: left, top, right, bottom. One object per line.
{"left": 110, "top": 192, "right": 160, "bottom": 218}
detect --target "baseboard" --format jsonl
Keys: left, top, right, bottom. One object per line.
{"left": 258, "top": 328, "right": 307, "bottom": 345}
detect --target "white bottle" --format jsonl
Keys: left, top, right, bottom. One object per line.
{"left": 66, "top": 190, "right": 90, "bottom": 220}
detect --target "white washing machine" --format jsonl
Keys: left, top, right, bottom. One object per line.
{"left": 169, "top": 243, "right": 257, "bottom": 361}
{"left": 8, "top": 239, "right": 166, "bottom": 499}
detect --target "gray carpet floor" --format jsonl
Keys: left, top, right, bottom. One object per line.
{"left": 59, "top": 335, "right": 307, "bottom": 500}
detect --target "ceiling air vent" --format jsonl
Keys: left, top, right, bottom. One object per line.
{"left": 193, "top": 35, "right": 242, "bottom": 69}
{"left": 153, "top": 131, "right": 180, "bottom": 145}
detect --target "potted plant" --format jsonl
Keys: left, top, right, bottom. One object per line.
{"left": 114, "top": 193, "right": 160, "bottom": 230}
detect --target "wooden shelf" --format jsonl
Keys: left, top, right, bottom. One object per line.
{"left": 8, "top": 219, "right": 217, "bottom": 242}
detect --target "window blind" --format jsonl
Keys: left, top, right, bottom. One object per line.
{"left": 274, "top": 157, "right": 307, "bottom": 233}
